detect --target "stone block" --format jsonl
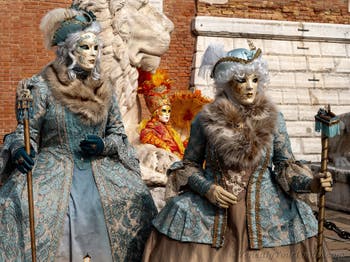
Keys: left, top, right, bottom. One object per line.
{"left": 265, "top": 55, "right": 280, "bottom": 71}
{"left": 334, "top": 58, "right": 350, "bottom": 73}
{"left": 298, "top": 104, "right": 321, "bottom": 120}
{"left": 308, "top": 89, "right": 339, "bottom": 105}
{"left": 296, "top": 89, "right": 312, "bottom": 104}
{"left": 263, "top": 39, "right": 293, "bottom": 55}
{"left": 286, "top": 121, "right": 317, "bottom": 137}
{"left": 280, "top": 56, "right": 308, "bottom": 71}
{"left": 338, "top": 91, "right": 350, "bottom": 105}
{"left": 308, "top": 57, "right": 335, "bottom": 72}
{"left": 282, "top": 88, "right": 298, "bottom": 104}
{"left": 302, "top": 137, "right": 322, "bottom": 154}
{"left": 265, "top": 89, "right": 283, "bottom": 104}
{"left": 295, "top": 73, "right": 324, "bottom": 89}
{"left": 196, "top": 36, "right": 207, "bottom": 52}
{"left": 206, "top": 37, "right": 234, "bottom": 51}
{"left": 324, "top": 75, "right": 350, "bottom": 89}
{"left": 331, "top": 105, "right": 350, "bottom": 115}
{"left": 292, "top": 41, "right": 321, "bottom": 56}
{"left": 278, "top": 104, "right": 299, "bottom": 120}
{"left": 320, "top": 42, "right": 348, "bottom": 57}
{"left": 269, "top": 72, "right": 296, "bottom": 88}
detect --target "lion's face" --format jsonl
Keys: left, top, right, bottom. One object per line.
{"left": 72, "top": 0, "right": 174, "bottom": 139}
{"left": 125, "top": 0, "right": 174, "bottom": 71}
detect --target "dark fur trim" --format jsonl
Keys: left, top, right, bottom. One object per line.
{"left": 201, "top": 91, "right": 278, "bottom": 170}
{"left": 42, "top": 61, "right": 112, "bottom": 125}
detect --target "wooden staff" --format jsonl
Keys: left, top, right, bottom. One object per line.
{"left": 314, "top": 105, "right": 340, "bottom": 262}
{"left": 17, "top": 84, "right": 37, "bottom": 262}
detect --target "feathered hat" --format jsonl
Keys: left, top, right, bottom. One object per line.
{"left": 138, "top": 69, "right": 172, "bottom": 115}
{"left": 198, "top": 40, "right": 269, "bottom": 88}
{"left": 40, "top": 5, "right": 97, "bottom": 49}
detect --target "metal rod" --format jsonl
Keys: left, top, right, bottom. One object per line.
{"left": 317, "top": 135, "right": 328, "bottom": 262}
{"left": 24, "top": 118, "right": 37, "bottom": 262}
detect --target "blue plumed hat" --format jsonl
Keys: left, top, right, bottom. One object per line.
{"left": 198, "top": 40, "right": 265, "bottom": 84}
{"left": 40, "top": 5, "right": 96, "bottom": 49}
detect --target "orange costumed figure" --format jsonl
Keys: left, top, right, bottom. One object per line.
{"left": 138, "top": 69, "right": 185, "bottom": 159}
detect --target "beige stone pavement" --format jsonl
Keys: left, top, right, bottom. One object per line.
{"left": 324, "top": 208, "right": 350, "bottom": 262}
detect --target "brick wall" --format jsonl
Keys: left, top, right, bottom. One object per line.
{"left": 0, "top": 0, "right": 196, "bottom": 143}
{"left": 198, "top": 0, "right": 350, "bottom": 24}
{"left": 160, "top": 0, "right": 196, "bottom": 91}
{"left": 1, "top": 0, "right": 349, "bottom": 143}
{"left": 0, "top": 0, "right": 71, "bottom": 142}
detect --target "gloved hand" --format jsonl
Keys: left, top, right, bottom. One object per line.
{"left": 205, "top": 184, "right": 237, "bottom": 208}
{"left": 12, "top": 147, "right": 35, "bottom": 174}
{"left": 79, "top": 135, "right": 104, "bottom": 156}
{"left": 311, "top": 171, "right": 333, "bottom": 193}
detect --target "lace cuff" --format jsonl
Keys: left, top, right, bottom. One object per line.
{"left": 277, "top": 160, "right": 314, "bottom": 194}
{"left": 165, "top": 160, "right": 203, "bottom": 200}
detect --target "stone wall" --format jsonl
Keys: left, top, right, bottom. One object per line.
{"left": 1, "top": 0, "right": 349, "bottom": 146}
{"left": 0, "top": 0, "right": 72, "bottom": 141}
{"left": 192, "top": 17, "right": 350, "bottom": 162}
{"left": 198, "top": 0, "right": 350, "bottom": 24}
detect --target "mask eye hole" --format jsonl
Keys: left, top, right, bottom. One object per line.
{"left": 235, "top": 78, "right": 246, "bottom": 83}
{"left": 94, "top": 45, "right": 98, "bottom": 51}
{"left": 80, "top": 45, "right": 89, "bottom": 50}
{"left": 161, "top": 108, "right": 171, "bottom": 114}
{"left": 253, "top": 78, "right": 258, "bottom": 83}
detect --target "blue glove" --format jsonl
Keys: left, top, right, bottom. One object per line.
{"left": 80, "top": 135, "right": 104, "bottom": 156}
{"left": 12, "top": 147, "right": 35, "bottom": 174}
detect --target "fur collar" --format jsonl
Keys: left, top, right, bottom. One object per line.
{"left": 42, "top": 61, "right": 112, "bottom": 125}
{"left": 201, "top": 91, "right": 278, "bottom": 170}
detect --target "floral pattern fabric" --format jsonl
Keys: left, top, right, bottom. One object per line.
{"left": 153, "top": 112, "right": 317, "bottom": 249}
{"left": 0, "top": 75, "right": 157, "bottom": 261}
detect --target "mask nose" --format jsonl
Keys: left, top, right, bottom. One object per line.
{"left": 246, "top": 80, "right": 254, "bottom": 91}
{"left": 90, "top": 46, "right": 98, "bottom": 57}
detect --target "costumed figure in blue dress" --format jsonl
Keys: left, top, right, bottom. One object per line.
{"left": 0, "top": 6, "right": 157, "bottom": 261}
{"left": 142, "top": 42, "right": 333, "bottom": 262}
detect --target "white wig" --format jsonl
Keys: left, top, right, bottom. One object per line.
{"left": 40, "top": 7, "right": 102, "bottom": 80}
{"left": 199, "top": 44, "right": 269, "bottom": 91}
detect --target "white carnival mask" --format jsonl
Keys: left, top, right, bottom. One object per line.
{"left": 158, "top": 105, "right": 171, "bottom": 123}
{"left": 73, "top": 32, "right": 99, "bottom": 71}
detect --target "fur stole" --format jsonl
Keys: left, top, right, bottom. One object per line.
{"left": 201, "top": 91, "right": 278, "bottom": 170}
{"left": 42, "top": 61, "right": 112, "bottom": 126}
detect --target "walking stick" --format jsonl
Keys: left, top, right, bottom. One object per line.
{"left": 17, "top": 82, "right": 37, "bottom": 262}
{"left": 314, "top": 105, "right": 340, "bottom": 262}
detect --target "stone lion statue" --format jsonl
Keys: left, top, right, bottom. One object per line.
{"left": 72, "top": 0, "right": 176, "bottom": 189}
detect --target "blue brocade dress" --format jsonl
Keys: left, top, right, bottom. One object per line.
{"left": 0, "top": 71, "right": 157, "bottom": 262}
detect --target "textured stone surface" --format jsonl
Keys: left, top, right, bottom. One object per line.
{"left": 192, "top": 17, "right": 350, "bottom": 161}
